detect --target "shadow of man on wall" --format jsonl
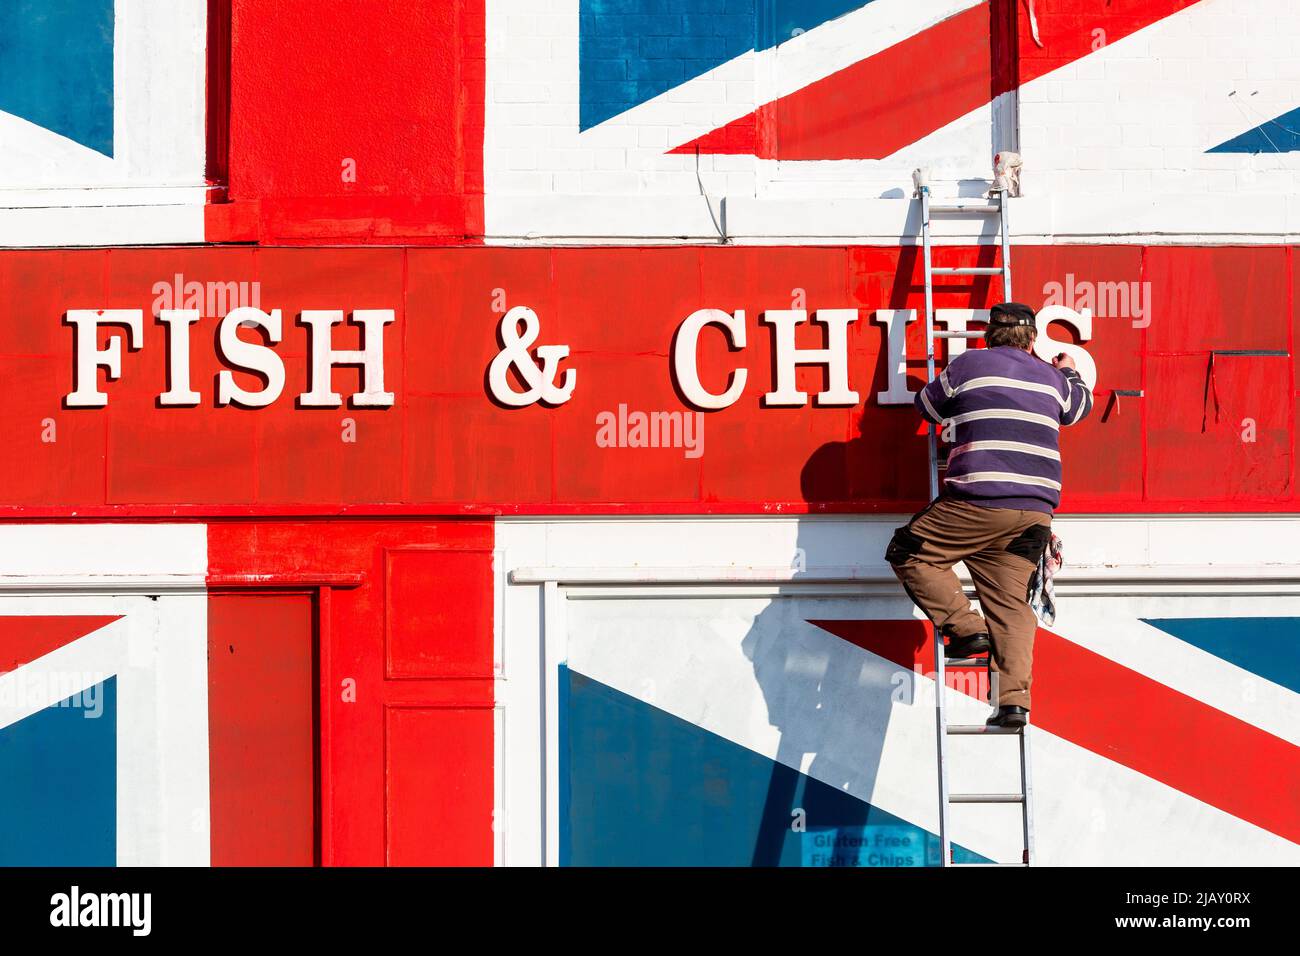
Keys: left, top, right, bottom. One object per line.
{"left": 741, "top": 402, "right": 933, "bottom": 866}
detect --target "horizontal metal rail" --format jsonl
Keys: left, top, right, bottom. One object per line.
{"left": 507, "top": 564, "right": 1300, "bottom": 586}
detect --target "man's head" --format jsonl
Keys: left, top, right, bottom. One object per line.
{"left": 986, "top": 302, "right": 1037, "bottom": 350}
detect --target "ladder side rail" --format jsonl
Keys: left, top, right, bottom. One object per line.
{"left": 921, "top": 178, "right": 1032, "bottom": 868}
{"left": 921, "top": 186, "right": 956, "bottom": 868}
{"left": 1021, "top": 725, "right": 1036, "bottom": 864}
{"left": 999, "top": 190, "right": 1013, "bottom": 301}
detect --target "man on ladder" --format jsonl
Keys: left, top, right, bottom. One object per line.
{"left": 885, "top": 302, "right": 1093, "bottom": 727}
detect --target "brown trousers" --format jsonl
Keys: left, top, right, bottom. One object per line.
{"left": 885, "top": 496, "right": 1051, "bottom": 708}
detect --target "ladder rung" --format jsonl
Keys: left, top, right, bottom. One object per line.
{"left": 949, "top": 793, "right": 1025, "bottom": 804}
{"left": 931, "top": 267, "right": 1003, "bottom": 276}
{"left": 944, "top": 657, "right": 988, "bottom": 668}
{"left": 946, "top": 724, "right": 1023, "bottom": 735}
{"left": 929, "top": 204, "right": 1000, "bottom": 214}
{"left": 934, "top": 331, "right": 984, "bottom": 339}
{"left": 949, "top": 862, "right": 1030, "bottom": 867}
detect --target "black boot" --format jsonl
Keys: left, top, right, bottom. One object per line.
{"left": 986, "top": 705, "right": 1029, "bottom": 728}
{"left": 943, "top": 628, "right": 990, "bottom": 659}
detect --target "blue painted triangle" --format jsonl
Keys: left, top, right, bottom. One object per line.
{"left": 0, "top": 676, "right": 116, "bottom": 865}
{"left": 1142, "top": 617, "right": 1300, "bottom": 695}
{"left": 579, "top": 0, "right": 873, "bottom": 131}
{"left": 0, "top": 0, "right": 115, "bottom": 156}
{"left": 1208, "top": 106, "right": 1300, "bottom": 154}
{"left": 561, "top": 665, "right": 988, "bottom": 866}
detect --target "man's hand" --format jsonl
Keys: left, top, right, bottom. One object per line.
{"left": 1052, "top": 353, "right": 1076, "bottom": 372}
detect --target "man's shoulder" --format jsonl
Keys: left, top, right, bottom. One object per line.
{"left": 956, "top": 347, "right": 1068, "bottom": 389}
{"left": 952, "top": 346, "right": 1035, "bottom": 373}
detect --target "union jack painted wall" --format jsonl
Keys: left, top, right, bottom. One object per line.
{"left": 0, "top": 0, "right": 1296, "bottom": 867}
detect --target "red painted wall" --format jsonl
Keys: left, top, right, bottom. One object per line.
{"left": 211, "top": 0, "right": 485, "bottom": 244}
{"left": 0, "top": 244, "right": 1293, "bottom": 516}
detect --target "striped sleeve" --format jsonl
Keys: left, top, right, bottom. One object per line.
{"left": 1059, "top": 367, "right": 1093, "bottom": 426}
{"left": 914, "top": 366, "right": 953, "bottom": 424}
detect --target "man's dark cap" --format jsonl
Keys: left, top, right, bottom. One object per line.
{"left": 989, "top": 302, "right": 1037, "bottom": 327}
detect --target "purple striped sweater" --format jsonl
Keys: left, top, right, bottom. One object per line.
{"left": 915, "top": 346, "right": 1093, "bottom": 513}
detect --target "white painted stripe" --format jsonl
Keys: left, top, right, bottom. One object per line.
{"left": 0, "top": 524, "right": 206, "bottom": 578}
{"left": 946, "top": 471, "right": 1062, "bottom": 491}
{"left": 953, "top": 375, "right": 1069, "bottom": 411}
{"left": 1068, "top": 389, "right": 1093, "bottom": 425}
{"left": 918, "top": 388, "right": 943, "bottom": 422}
{"left": 948, "top": 408, "right": 1060, "bottom": 430}
{"left": 948, "top": 440, "right": 1060, "bottom": 462}
{"left": 0, "top": 204, "right": 206, "bottom": 247}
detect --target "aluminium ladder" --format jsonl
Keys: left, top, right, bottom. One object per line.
{"left": 914, "top": 181, "right": 1035, "bottom": 868}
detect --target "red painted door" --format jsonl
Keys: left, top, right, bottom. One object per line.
{"left": 208, "top": 590, "right": 317, "bottom": 866}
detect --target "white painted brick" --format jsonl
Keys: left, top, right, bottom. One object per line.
{"left": 494, "top": 83, "right": 549, "bottom": 104}
{"left": 1146, "top": 33, "right": 1204, "bottom": 58}
{"left": 580, "top": 125, "right": 640, "bottom": 148}
{"left": 1075, "top": 147, "right": 1109, "bottom": 171}
{"left": 551, "top": 171, "right": 583, "bottom": 193}
{"left": 1148, "top": 170, "right": 1197, "bottom": 195}
{"left": 536, "top": 149, "right": 594, "bottom": 171}
{"left": 502, "top": 37, "right": 550, "bottom": 60}
{"left": 645, "top": 153, "right": 692, "bottom": 172}
{"left": 1136, "top": 147, "right": 1172, "bottom": 169}
{"left": 594, "top": 149, "right": 626, "bottom": 171}
{"left": 723, "top": 172, "right": 756, "bottom": 195}
{"left": 1070, "top": 56, "right": 1106, "bottom": 81}
{"left": 1059, "top": 80, "right": 1119, "bottom": 104}
{"left": 709, "top": 154, "right": 757, "bottom": 173}
{"left": 503, "top": 126, "right": 550, "bottom": 148}
{"left": 1122, "top": 170, "right": 1152, "bottom": 193}
{"left": 725, "top": 81, "right": 755, "bottom": 105}
{"left": 1121, "top": 125, "right": 1149, "bottom": 147}
{"left": 1104, "top": 59, "right": 1153, "bottom": 84}
{"left": 638, "top": 127, "right": 668, "bottom": 148}
{"left": 1244, "top": 170, "right": 1300, "bottom": 193}
{"left": 507, "top": 149, "right": 538, "bottom": 171}
{"left": 506, "top": 59, "right": 557, "bottom": 82}
{"left": 676, "top": 104, "right": 718, "bottom": 126}
{"left": 1204, "top": 170, "right": 1239, "bottom": 192}
{"left": 1247, "top": 60, "right": 1276, "bottom": 80}
{"left": 668, "top": 82, "right": 726, "bottom": 105}
{"left": 1064, "top": 171, "right": 1125, "bottom": 193}
{"left": 494, "top": 103, "right": 571, "bottom": 126}
{"left": 492, "top": 171, "right": 554, "bottom": 193}
{"left": 580, "top": 170, "right": 643, "bottom": 193}
{"left": 1193, "top": 14, "right": 1244, "bottom": 37}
